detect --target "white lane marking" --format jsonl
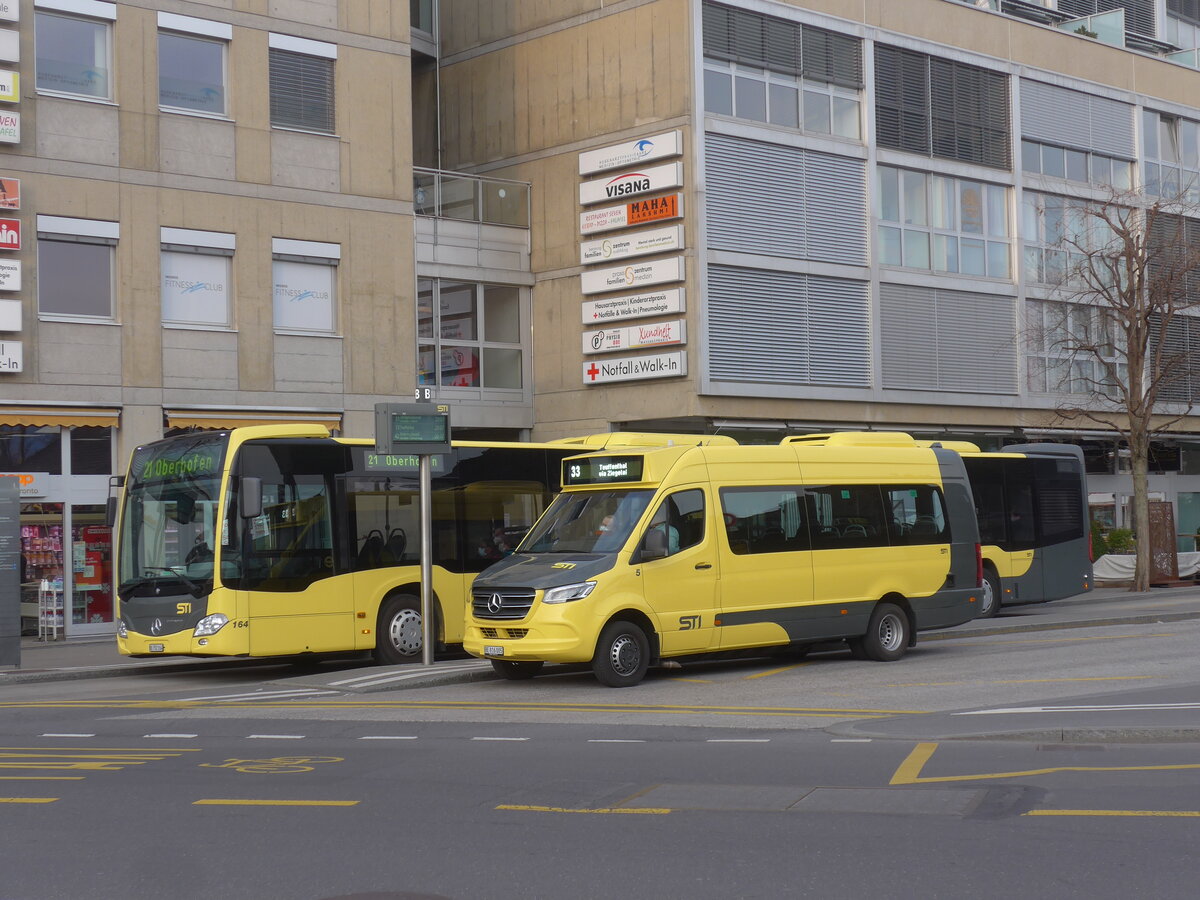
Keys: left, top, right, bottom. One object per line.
{"left": 40, "top": 733, "right": 95, "bottom": 738}
{"left": 177, "top": 688, "right": 340, "bottom": 702}
{"left": 955, "top": 702, "right": 1200, "bottom": 716}
{"left": 471, "top": 737, "right": 529, "bottom": 742}
{"left": 358, "top": 736, "right": 419, "bottom": 741}
{"left": 247, "top": 734, "right": 306, "bottom": 740}
{"left": 327, "top": 665, "right": 470, "bottom": 687}
{"left": 588, "top": 739, "right": 646, "bottom": 743}
{"left": 706, "top": 739, "right": 770, "bottom": 743}
{"left": 144, "top": 734, "right": 198, "bottom": 739}
{"left": 831, "top": 739, "right": 873, "bottom": 743}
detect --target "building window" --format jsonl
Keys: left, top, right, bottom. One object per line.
{"left": 1026, "top": 300, "right": 1126, "bottom": 395}
{"left": 36, "top": 215, "right": 119, "bottom": 321}
{"left": 875, "top": 44, "right": 1010, "bottom": 169}
{"left": 1020, "top": 192, "right": 1122, "bottom": 288}
{"left": 34, "top": 2, "right": 116, "bottom": 101}
{"left": 701, "top": 2, "right": 863, "bottom": 140}
{"left": 269, "top": 34, "right": 336, "bottom": 133}
{"left": 158, "top": 14, "right": 231, "bottom": 116}
{"left": 0, "top": 426, "right": 62, "bottom": 473}
{"left": 272, "top": 239, "right": 339, "bottom": 333}
{"left": 161, "top": 228, "right": 235, "bottom": 327}
{"left": 69, "top": 426, "right": 112, "bottom": 474}
{"left": 878, "top": 166, "right": 1010, "bottom": 278}
{"left": 1143, "top": 110, "right": 1200, "bottom": 203}
{"left": 417, "top": 279, "right": 525, "bottom": 390}
{"left": 1021, "top": 140, "right": 1133, "bottom": 191}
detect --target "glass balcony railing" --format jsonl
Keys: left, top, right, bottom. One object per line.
{"left": 413, "top": 168, "right": 531, "bottom": 228}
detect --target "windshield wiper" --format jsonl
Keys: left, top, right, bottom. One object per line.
{"left": 142, "top": 565, "right": 205, "bottom": 599}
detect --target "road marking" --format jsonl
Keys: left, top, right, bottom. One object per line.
{"left": 193, "top": 799, "right": 358, "bottom": 807}
{"left": 358, "top": 736, "right": 418, "bottom": 741}
{"left": 956, "top": 701, "right": 1200, "bottom": 715}
{"left": 706, "top": 739, "right": 770, "bottom": 743}
{"left": 888, "top": 676, "right": 1152, "bottom": 688}
{"left": 743, "top": 662, "right": 811, "bottom": 680}
{"left": 0, "top": 750, "right": 200, "bottom": 773}
{"left": 957, "top": 633, "right": 1174, "bottom": 647}
{"left": 588, "top": 739, "right": 646, "bottom": 743}
{"left": 831, "top": 739, "right": 872, "bottom": 743}
{"left": 327, "top": 665, "right": 473, "bottom": 687}
{"left": 0, "top": 797, "right": 57, "bottom": 804}
{"left": 496, "top": 804, "right": 669, "bottom": 815}
{"left": 890, "top": 742, "right": 1200, "bottom": 785}
{"left": 471, "top": 737, "right": 529, "bottom": 742}
{"left": 144, "top": 734, "right": 198, "bottom": 739}
{"left": 247, "top": 735, "right": 306, "bottom": 740}
{"left": 1025, "top": 809, "right": 1200, "bottom": 818}
{"left": 178, "top": 689, "right": 340, "bottom": 702}
{"left": 40, "top": 734, "right": 95, "bottom": 738}
{"left": 0, "top": 777, "right": 84, "bottom": 781}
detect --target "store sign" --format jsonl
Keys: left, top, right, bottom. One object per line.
{"left": 0, "top": 29, "right": 15, "bottom": 63}
{"left": 580, "top": 224, "right": 683, "bottom": 266}
{"left": 582, "top": 350, "right": 687, "bottom": 385}
{"left": 0, "top": 177, "right": 18, "bottom": 209}
{"left": 580, "top": 256, "right": 683, "bottom": 295}
{"left": 582, "top": 287, "right": 685, "bottom": 325}
{"left": 579, "top": 162, "right": 683, "bottom": 206}
{"left": 0, "top": 110, "right": 17, "bottom": 144}
{"left": 580, "top": 192, "right": 682, "bottom": 236}
{"left": 162, "top": 252, "right": 229, "bottom": 326}
{"left": 272, "top": 259, "right": 334, "bottom": 332}
{"left": 0, "top": 340, "right": 23, "bottom": 371}
{"left": 0, "top": 217, "right": 18, "bottom": 249}
{"left": 582, "top": 319, "right": 686, "bottom": 355}
{"left": 0, "top": 257, "right": 18, "bottom": 290}
{"left": 0, "top": 472, "right": 45, "bottom": 497}
{"left": 0, "top": 70, "right": 16, "bottom": 103}
{"left": 578, "top": 130, "right": 682, "bottom": 176}
{"left": 0, "top": 298, "right": 19, "bottom": 331}
{"left": 0, "top": 2, "right": 17, "bottom": 23}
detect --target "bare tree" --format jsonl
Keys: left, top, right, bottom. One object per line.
{"left": 1029, "top": 189, "right": 1200, "bottom": 591}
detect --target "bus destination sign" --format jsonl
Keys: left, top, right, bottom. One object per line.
{"left": 563, "top": 455, "right": 644, "bottom": 486}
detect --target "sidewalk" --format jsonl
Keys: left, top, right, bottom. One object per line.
{"left": 4, "top": 584, "right": 1200, "bottom": 686}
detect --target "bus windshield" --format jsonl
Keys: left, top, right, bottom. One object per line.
{"left": 520, "top": 489, "right": 654, "bottom": 553}
{"left": 118, "top": 432, "right": 228, "bottom": 599}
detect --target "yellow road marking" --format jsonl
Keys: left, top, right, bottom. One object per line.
{"left": 743, "top": 662, "right": 811, "bottom": 680}
{"left": 193, "top": 799, "right": 359, "bottom": 807}
{"left": 497, "top": 804, "right": 670, "bottom": 815}
{"left": 891, "top": 742, "right": 1200, "bottom": 785}
{"left": 958, "top": 633, "right": 1174, "bottom": 646}
{"left": 0, "top": 777, "right": 84, "bottom": 781}
{"left": 0, "top": 797, "right": 57, "bottom": 804}
{"left": 0, "top": 701, "right": 922, "bottom": 718}
{"left": 0, "top": 747, "right": 202, "bottom": 752}
{"left": 887, "top": 676, "right": 1152, "bottom": 688}
{"left": 671, "top": 678, "right": 714, "bottom": 684}
{"left": 1025, "top": 809, "right": 1200, "bottom": 818}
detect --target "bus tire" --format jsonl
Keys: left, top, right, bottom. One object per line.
{"left": 979, "top": 568, "right": 1001, "bottom": 619}
{"left": 491, "top": 659, "right": 544, "bottom": 680}
{"left": 374, "top": 594, "right": 424, "bottom": 665}
{"left": 860, "top": 602, "right": 909, "bottom": 662}
{"left": 592, "top": 620, "right": 650, "bottom": 687}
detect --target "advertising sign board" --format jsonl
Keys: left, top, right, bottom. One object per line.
{"left": 579, "top": 162, "right": 683, "bottom": 206}
{"left": 580, "top": 256, "right": 683, "bottom": 296}
{"left": 582, "top": 319, "right": 686, "bottom": 354}
{"left": 580, "top": 224, "right": 683, "bottom": 266}
{"left": 582, "top": 351, "right": 687, "bottom": 385}
{"left": 578, "top": 130, "right": 682, "bottom": 176}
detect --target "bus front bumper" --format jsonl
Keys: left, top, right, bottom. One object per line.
{"left": 463, "top": 618, "right": 597, "bottom": 665}
{"left": 118, "top": 627, "right": 247, "bottom": 657}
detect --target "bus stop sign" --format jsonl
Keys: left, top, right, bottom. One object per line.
{"left": 374, "top": 402, "right": 452, "bottom": 457}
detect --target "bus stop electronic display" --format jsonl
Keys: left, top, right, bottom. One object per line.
{"left": 563, "top": 455, "right": 644, "bottom": 486}
{"left": 374, "top": 403, "right": 452, "bottom": 456}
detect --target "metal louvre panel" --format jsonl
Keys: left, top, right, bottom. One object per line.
{"left": 1151, "top": 314, "right": 1196, "bottom": 403}
{"left": 1171, "top": 0, "right": 1200, "bottom": 26}
{"left": 702, "top": 2, "right": 733, "bottom": 59}
{"left": 802, "top": 26, "right": 864, "bottom": 89}
{"left": 880, "top": 283, "right": 1017, "bottom": 392}
{"left": 707, "top": 266, "right": 871, "bottom": 387}
{"left": 803, "top": 151, "right": 868, "bottom": 265}
{"left": 269, "top": 49, "right": 335, "bottom": 132}
{"left": 930, "top": 58, "right": 1010, "bottom": 169}
{"left": 876, "top": 45, "right": 931, "bottom": 156}
{"left": 706, "top": 134, "right": 805, "bottom": 256}
{"left": 881, "top": 283, "right": 939, "bottom": 389}
{"left": 806, "top": 275, "right": 871, "bottom": 386}
{"left": 1020, "top": 80, "right": 1133, "bottom": 159}
{"left": 764, "top": 16, "right": 801, "bottom": 76}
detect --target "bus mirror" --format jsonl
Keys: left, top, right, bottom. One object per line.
{"left": 239, "top": 477, "right": 263, "bottom": 519}
{"left": 106, "top": 496, "right": 118, "bottom": 529}
{"left": 641, "top": 528, "right": 668, "bottom": 561}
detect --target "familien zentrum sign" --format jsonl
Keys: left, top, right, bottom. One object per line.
{"left": 579, "top": 162, "right": 683, "bottom": 206}
{"left": 579, "top": 224, "right": 683, "bottom": 265}
{"left": 580, "top": 256, "right": 683, "bottom": 295}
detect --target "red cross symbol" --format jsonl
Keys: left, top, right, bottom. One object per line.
{"left": 586, "top": 363, "right": 600, "bottom": 381}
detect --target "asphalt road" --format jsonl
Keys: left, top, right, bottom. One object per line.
{"left": 4, "top": 606, "right": 1200, "bottom": 899}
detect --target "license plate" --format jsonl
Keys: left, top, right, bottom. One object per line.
{"left": 149, "top": 643, "right": 165, "bottom": 653}
{"left": 484, "top": 645, "right": 504, "bottom": 657}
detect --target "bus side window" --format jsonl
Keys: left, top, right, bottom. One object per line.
{"left": 642, "top": 489, "right": 704, "bottom": 558}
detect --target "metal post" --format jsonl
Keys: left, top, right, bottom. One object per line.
{"left": 420, "top": 453, "right": 434, "bottom": 666}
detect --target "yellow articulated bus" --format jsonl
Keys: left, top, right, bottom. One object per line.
{"left": 463, "top": 432, "right": 982, "bottom": 686}
{"left": 114, "top": 424, "right": 731, "bottom": 663}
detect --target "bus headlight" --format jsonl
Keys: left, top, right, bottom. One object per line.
{"left": 116, "top": 619, "right": 127, "bottom": 638}
{"left": 194, "top": 614, "right": 229, "bottom": 637}
{"left": 542, "top": 581, "right": 597, "bottom": 604}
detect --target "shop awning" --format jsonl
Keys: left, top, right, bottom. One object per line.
{"left": 164, "top": 409, "right": 343, "bottom": 432}
{"left": 0, "top": 406, "right": 121, "bottom": 428}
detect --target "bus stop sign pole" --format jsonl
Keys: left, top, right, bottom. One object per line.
{"left": 374, "top": 399, "right": 452, "bottom": 667}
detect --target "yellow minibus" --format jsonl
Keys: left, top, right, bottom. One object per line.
{"left": 464, "top": 433, "right": 982, "bottom": 686}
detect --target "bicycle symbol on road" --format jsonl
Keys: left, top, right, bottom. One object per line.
{"left": 199, "top": 756, "right": 344, "bottom": 775}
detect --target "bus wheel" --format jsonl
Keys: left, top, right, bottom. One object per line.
{"left": 979, "top": 569, "right": 1001, "bottom": 619}
{"left": 860, "top": 602, "right": 908, "bottom": 662}
{"left": 491, "top": 660, "right": 544, "bottom": 680}
{"left": 374, "top": 594, "right": 423, "bottom": 665}
{"left": 592, "top": 620, "right": 650, "bottom": 687}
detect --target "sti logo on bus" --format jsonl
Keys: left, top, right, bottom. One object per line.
{"left": 605, "top": 173, "right": 651, "bottom": 199}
